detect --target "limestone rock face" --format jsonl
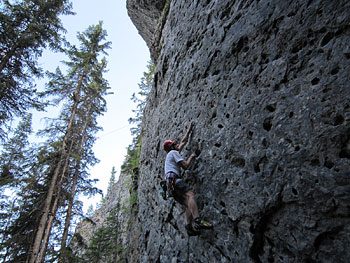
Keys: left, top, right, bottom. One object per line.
{"left": 126, "top": 0, "right": 166, "bottom": 56}
{"left": 128, "top": 0, "right": 350, "bottom": 262}
{"left": 70, "top": 172, "right": 132, "bottom": 260}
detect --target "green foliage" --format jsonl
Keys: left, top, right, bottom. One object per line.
{"left": 86, "top": 204, "right": 95, "bottom": 218}
{"left": 59, "top": 247, "right": 84, "bottom": 263}
{"left": 0, "top": 156, "right": 55, "bottom": 263}
{"left": 106, "top": 166, "right": 116, "bottom": 198}
{"left": 68, "top": 56, "right": 154, "bottom": 263}
{"left": 129, "top": 192, "right": 138, "bottom": 207}
{"left": 0, "top": 114, "right": 37, "bottom": 262}
{"left": 0, "top": 22, "right": 111, "bottom": 263}
{"left": 159, "top": 0, "right": 171, "bottom": 22}
{"left": 121, "top": 56, "right": 152, "bottom": 173}
{"left": 128, "top": 61, "right": 154, "bottom": 138}
{"left": 42, "top": 22, "right": 110, "bottom": 261}
{"left": 128, "top": 192, "right": 138, "bottom": 219}
{"left": 0, "top": 113, "right": 33, "bottom": 188}
{"left": 119, "top": 61, "right": 154, "bottom": 220}
{"left": 0, "top": 0, "right": 74, "bottom": 140}
{"left": 122, "top": 60, "right": 153, "bottom": 177}
{"left": 86, "top": 227, "right": 114, "bottom": 262}
{"left": 43, "top": 21, "right": 111, "bottom": 107}
{"left": 120, "top": 136, "right": 141, "bottom": 175}
{"left": 83, "top": 204, "right": 127, "bottom": 263}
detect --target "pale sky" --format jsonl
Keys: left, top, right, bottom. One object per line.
{"left": 35, "top": 0, "right": 150, "bottom": 210}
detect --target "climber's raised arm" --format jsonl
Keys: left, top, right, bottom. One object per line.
{"left": 177, "top": 123, "right": 194, "bottom": 152}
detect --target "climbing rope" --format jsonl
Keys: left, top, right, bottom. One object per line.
{"left": 187, "top": 235, "right": 190, "bottom": 263}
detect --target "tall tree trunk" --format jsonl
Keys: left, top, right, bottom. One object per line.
{"left": 60, "top": 103, "right": 92, "bottom": 262}
{"left": 59, "top": 166, "right": 78, "bottom": 263}
{"left": 28, "top": 74, "right": 84, "bottom": 263}
{"left": 37, "top": 140, "right": 74, "bottom": 263}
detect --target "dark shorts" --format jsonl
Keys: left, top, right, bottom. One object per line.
{"left": 173, "top": 179, "right": 192, "bottom": 205}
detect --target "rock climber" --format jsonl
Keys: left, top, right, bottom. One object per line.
{"left": 163, "top": 123, "right": 213, "bottom": 236}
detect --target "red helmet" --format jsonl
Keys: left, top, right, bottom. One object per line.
{"left": 163, "top": 139, "right": 175, "bottom": 152}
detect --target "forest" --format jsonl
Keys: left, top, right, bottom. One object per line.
{"left": 0, "top": 1, "right": 151, "bottom": 262}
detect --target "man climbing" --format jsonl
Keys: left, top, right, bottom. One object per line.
{"left": 163, "top": 123, "right": 213, "bottom": 236}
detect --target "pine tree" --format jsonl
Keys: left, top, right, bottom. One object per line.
{"left": 28, "top": 22, "right": 111, "bottom": 263}
{"left": 0, "top": 114, "right": 35, "bottom": 262}
{"left": 0, "top": 114, "right": 33, "bottom": 188}
{"left": 86, "top": 205, "right": 94, "bottom": 217}
{"left": 0, "top": 140, "right": 62, "bottom": 263}
{"left": 72, "top": 60, "right": 153, "bottom": 263}
{"left": 84, "top": 203, "right": 125, "bottom": 263}
{"left": 106, "top": 166, "right": 116, "bottom": 198}
{"left": 121, "top": 61, "right": 154, "bottom": 175}
{"left": 0, "top": 0, "right": 74, "bottom": 140}
{"left": 59, "top": 49, "right": 110, "bottom": 262}
{"left": 128, "top": 61, "right": 154, "bottom": 138}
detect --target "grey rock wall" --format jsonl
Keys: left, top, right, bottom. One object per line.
{"left": 126, "top": 0, "right": 166, "bottom": 55}
{"left": 128, "top": 0, "right": 350, "bottom": 262}
{"left": 70, "top": 172, "right": 132, "bottom": 260}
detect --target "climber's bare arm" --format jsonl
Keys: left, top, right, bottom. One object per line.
{"left": 177, "top": 123, "right": 194, "bottom": 152}
{"left": 178, "top": 153, "right": 197, "bottom": 170}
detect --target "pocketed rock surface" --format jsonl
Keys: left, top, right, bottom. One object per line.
{"left": 72, "top": 1, "right": 350, "bottom": 262}
{"left": 129, "top": 0, "right": 350, "bottom": 262}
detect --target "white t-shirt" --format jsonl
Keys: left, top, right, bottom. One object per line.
{"left": 164, "top": 150, "right": 184, "bottom": 176}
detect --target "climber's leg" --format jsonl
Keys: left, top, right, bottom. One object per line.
{"left": 183, "top": 190, "right": 199, "bottom": 224}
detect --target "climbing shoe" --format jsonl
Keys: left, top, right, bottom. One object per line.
{"left": 185, "top": 224, "right": 200, "bottom": 236}
{"left": 193, "top": 217, "right": 213, "bottom": 231}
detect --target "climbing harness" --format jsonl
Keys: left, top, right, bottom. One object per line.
{"left": 160, "top": 172, "right": 178, "bottom": 200}
{"left": 166, "top": 172, "right": 177, "bottom": 196}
